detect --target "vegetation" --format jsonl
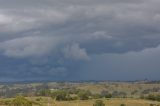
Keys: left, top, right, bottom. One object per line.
{"left": 11, "top": 96, "right": 32, "bottom": 106}
{"left": 78, "top": 90, "right": 91, "bottom": 100}
{"left": 146, "top": 94, "right": 160, "bottom": 101}
{"left": 101, "top": 90, "right": 112, "bottom": 98}
{"left": 93, "top": 100, "right": 105, "bottom": 106}
{"left": 120, "top": 104, "right": 126, "bottom": 106}
{"left": 0, "top": 81, "right": 160, "bottom": 106}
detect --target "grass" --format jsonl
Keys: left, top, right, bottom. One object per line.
{"left": 76, "top": 82, "right": 160, "bottom": 97}
{"left": 53, "top": 98, "right": 160, "bottom": 106}
{"left": 0, "top": 82, "right": 160, "bottom": 106}
{"left": 2, "top": 97, "right": 159, "bottom": 106}
{"left": 24, "top": 97, "right": 160, "bottom": 106}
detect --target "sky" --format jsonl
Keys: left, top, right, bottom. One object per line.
{"left": 0, "top": 0, "right": 160, "bottom": 82}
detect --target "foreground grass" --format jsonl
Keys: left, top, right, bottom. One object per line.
{"left": 55, "top": 99, "right": 160, "bottom": 106}
{"left": 25, "top": 97, "right": 160, "bottom": 106}
{"left": 0, "top": 97, "right": 160, "bottom": 106}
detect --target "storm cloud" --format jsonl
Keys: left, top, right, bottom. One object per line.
{"left": 0, "top": 0, "right": 160, "bottom": 81}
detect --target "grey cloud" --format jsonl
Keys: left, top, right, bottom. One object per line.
{"left": 0, "top": 0, "right": 160, "bottom": 81}
{"left": 0, "top": 36, "right": 62, "bottom": 58}
{"left": 78, "top": 45, "right": 160, "bottom": 80}
{"left": 30, "top": 66, "right": 67, "bottom": 77}
{"left": 62, "top": 43, "right": 89, "bottom": 61}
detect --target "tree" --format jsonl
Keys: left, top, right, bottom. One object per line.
{"left": 51, "top": 90, "right": 72, "bottom": 101}
{"left": 92, "top": 94, "right": 103, "bottom": 99}
{"left": 146, "top": 94, "right": 160, "bottom": 101}
{"left": 37, "top": 89, "right": 51, "bottom": 96}
{"left": 93, "top": 100, "right": 105, "bottom": 106}
{"left": 55, "top": 90, "right": 68, "bottom": 101}
{"left": 12, "top": 96, "right": 32, "bottom": 106}
{"left": 101, "top": 90, "right": 112, "bottom": 98}
{"left": 78, "top": 90, "right": 89, "bottom": 100}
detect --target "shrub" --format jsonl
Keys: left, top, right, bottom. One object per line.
{"left": 93, "top": 100, "right": 105, "bottom": 106}
{"left": 52, "top": 90, "right": 68, "bottom": 101}
{"left": 51, "top": 90, "right": 74, "bottom": 101}
{"left": 92, "top": 94, "right": 103, "bottom": 99}
{"left": 146, "top": 94, "right": 160, "bottom": 101}
{"left": 37, "top": 89, "right": 51, "bottom": 96}
{"left": 112, "top": 91, "right": 127, "bottom": 98}
{"left": 78, "top": 90, "right": 89, "bottom": 100}
{"left": 150, "top": 104, "right": 154, "bottom": 106}
{"left": 120, "top": 104, "right": 126, "bottom": 106}
{"left": 36, "top": 97, "right": 42, "bottom": 101}
{"left": 11, "top": 96, "right": 32, "bottom": 106}
{"left": 101, "top": 90, "right": 112, "bottom": 98}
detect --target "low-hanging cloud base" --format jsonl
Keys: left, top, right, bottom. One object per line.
{"left": 0, "top": 0, "right": 160, "bottom": 81}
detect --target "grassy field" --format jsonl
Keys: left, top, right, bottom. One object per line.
{"left": 0, "top": 81, "right": 160, "bottom": 106}
{"left": 54, "top": 99, "right": 160, "bottom": 106}
{"left": 1, "top": 97, "right": 160, "bottom": 106}
{"left": 3, "top": 97, "right": 154, "bottom": 106}
{"left": 0, "top": 81, "right": 160, "bottom": 98}
{"left": 76, "top": 82, "right": 160, "bottom": 96}
{"left": 26, "top": 97, "right": 160, "bottom": 106}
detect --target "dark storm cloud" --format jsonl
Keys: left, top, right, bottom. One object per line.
{"left": 78, "top": 46, "right": 160, "bottom": 81}
{"left": 0, "top": 0, "right": 160, "bottom": 81}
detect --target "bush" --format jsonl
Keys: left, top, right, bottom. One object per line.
{"left": 56, "top": 91, "right": 67, "bottom": 101}
{"left": 105, "top": 94, "right": 112, "bottom": 98}
{"left": 112, "top": 91, "right": 127, "bottom": 98}
{"left": 51, "top": 90, "right": 74, "bottom": 101}
{"left": 78, "top": 90, "right": 91, "bottom": 100}
{"left": 120, "top": 104, "right": 126, "bottom": 106}
{"left": 11, "top": 96, "right": 32, "bottom": 106}
{"left": 101, "top": 90, "right": 112, "bottom": 98}
{"left": 146, "top": 94, "right": 160, "bottom": 101}
{"left": 36, "top": 97, "right": 42, "bottom": 101}
{"left": 150, "top": 104, "right": 154, "bottom": 106}
{"left": 78, "top": 90, "right": 89, "bottom": 100}
{"left": 4, "top": 100, "right": 12, "bottom": 105}
{"left": 51, "top": 90, "right": 68, "bottom": 101}
{"left": 37, "top": 89, "right": 51, "bottom": 96}
{"left": 92, "top": 94, "right": 103, "bottom": 99}
{"left": 93, "top": 100, "right": 105, "bottom": 106}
